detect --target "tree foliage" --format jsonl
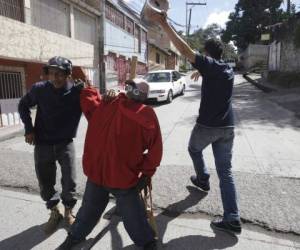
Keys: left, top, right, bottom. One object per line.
{"left": 222, "top": 0, "right": 287, "bottom": 50}
{"left": 186, "top": 24, "right": 237, "bottom": 60}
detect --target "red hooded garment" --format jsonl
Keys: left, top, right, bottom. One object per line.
{"left": 80, "top": 87, "right": 163, "bottom": 189}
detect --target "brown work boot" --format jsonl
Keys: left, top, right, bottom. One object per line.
{"left": 64, "top": 207, "right": 76, "bottom": 226}
{"left": 44, "top": 206, "right": 63, "bottom": 234}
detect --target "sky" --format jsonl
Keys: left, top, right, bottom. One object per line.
{"left": 124, "top": 0, "right": 300, "bottom": 33}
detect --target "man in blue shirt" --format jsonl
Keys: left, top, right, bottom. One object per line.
{"left": 18, "top": 56, "right": 82, "bottom": 234}
{"left": 151, "top": 12, "right": 241, "bottom": 235}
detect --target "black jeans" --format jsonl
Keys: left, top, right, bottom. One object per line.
{"left": 70, "top": 180, "right": 155, "bottom": 247}
{"left": 34, "top": 141, "right": 77, "bottom": 209}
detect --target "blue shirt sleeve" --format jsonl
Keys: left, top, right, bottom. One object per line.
{"left": 18, "top": 83, "right": 40, "bottom": 135}
{"left": 191, "top": 53, "right": 214, "bottom": 77}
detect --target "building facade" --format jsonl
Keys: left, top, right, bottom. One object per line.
{"left": 0, "top": 0, "right": 102, "bottom": 127}
{"left": 104, "top": 0, "right": 148, "bottom": 90}
{"left": 147, "top": 24, "right": 182, "bottom": 71}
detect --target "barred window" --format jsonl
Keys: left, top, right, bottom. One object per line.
{"left": 105, "top": 2, "right": 124, "bottom": 29}
{"left": 125, "top": 17, "right": 134, "bottom": 35}
{"left": 0, "top": 0, "right": 24, "bottom": 22}
{"left": 0, "top": 71, "right": 23, "bottom": 99}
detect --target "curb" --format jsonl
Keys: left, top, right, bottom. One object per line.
{"left": 0, "top": 128, "right": 24, "bottom": 142}
{"left": 243, "top": 73, "right": 275, "bottom": 93}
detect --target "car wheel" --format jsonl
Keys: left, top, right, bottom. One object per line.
{"left": 166, "top": 90, "right": 173, "bottom": 103}
{"left": 180, "top": 85, "right": 186, "bottom": 95}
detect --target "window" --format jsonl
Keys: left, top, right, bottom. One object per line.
{"left": 134, "top": 24, "right": 140, "bottom": 39}
{"left": 31, "top": 0, "right": 70, "bottom": 36}
{"left": 0, "top": 71, "right": 23, "bottom": 99}
{"left": 156, "top": 53, "right": 160, "bottom": 64}
{"left": 172, "top": 72, "right": 178, "bottom": 81}
{"left": 0, "top": 0, "right": 24, "bottom": 22}
{"left": 141, "top": 30, "right": 147, "bottom": 43}
{"left": 144, "top": 72, "right": 171, "bottom": 83}
{"left": 105, "top": 2, "right": 124, "bottom": 29}
{"left": 135, "top": 24, "right": 141, "bottom": 53}
{"left": 125, "top": 17, "right": 134, "bottom": 35}
{"left": 74, "top": 8, "right": 96, "bottom": 44}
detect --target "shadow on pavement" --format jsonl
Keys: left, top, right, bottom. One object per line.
{"left": 154, "top": 186, "right": 238, "bottom": 249}
{"left": 0, "top": 223, "right": 51, "bottom": 250}
{"left": 122, "top": 186, "right": 238, "bottom": 249}
{"left": 70, "top": 186, "right": 238, "bottom": 249}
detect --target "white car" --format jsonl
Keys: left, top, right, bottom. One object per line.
{"left": 143, "top": 70, "right": 186, "bottom": 103}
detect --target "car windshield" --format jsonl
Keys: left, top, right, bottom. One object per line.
{"left": 144, "top": 72, "right": 171, "bottom": 83}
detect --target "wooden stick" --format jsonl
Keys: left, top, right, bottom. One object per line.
{"left": 129, "top": 56, "right": 138, "bottom": 80}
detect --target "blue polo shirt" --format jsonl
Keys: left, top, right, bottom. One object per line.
{"left": 18, "top": 81, "right": 82, "bottom": 145}
{"left": 191, "top": 54, "right": 234, "bottom": 127}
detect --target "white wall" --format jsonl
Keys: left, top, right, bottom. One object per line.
{"left": 241, "top": 44, "right": 269, "bottom": 69}
{"left": 104, "top": 21, "right": 147, "bottom": 64}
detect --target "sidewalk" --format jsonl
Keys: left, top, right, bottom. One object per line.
{"left": 0, "top": 188, "right": 299, "bottom": 250}
{"left": 0, "top": 124, "right": 24, "bottom": 142}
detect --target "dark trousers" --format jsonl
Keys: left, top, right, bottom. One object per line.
{"left": 34, "top": 141, "right": 77, "bottom": 209}
{"left": 70, "top": 180, "right": 155, "bottom": 247}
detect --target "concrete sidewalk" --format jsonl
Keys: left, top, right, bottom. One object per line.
{"left": 0, "top": 124, "right": 23, "bottom": 142}
{"left": 0, "top": 188, "right": 299, "bottom": 250}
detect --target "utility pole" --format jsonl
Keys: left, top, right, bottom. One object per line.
{"left": 99, "top": 0, "right": 106, "bottom": 93}
{"left": 185, "top": 1, "right": 207, "bottom": 40}
{"left": 187, "top": 8, "right": 192, "bottom": 38}
{"left": 287, "top": 0, "right": 291, "bottom": 14}
{"left": 185, "top": 1, "right": 206, "bottom": 68}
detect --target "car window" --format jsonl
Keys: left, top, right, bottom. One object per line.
{"left": 172, "top": 72, "right": 178, "bottom": 81}
{"left": 144, "top": 72, "right": 171, "bottom": 82}
{"left": 175, "top": 72, "right": 181, "bottom": 80}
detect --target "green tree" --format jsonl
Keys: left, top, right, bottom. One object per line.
{"left": 186, "top": 24, "right": 237, "bottom": 60}
{"left": 222, "top": 0, "right": 286, "bottom": 50}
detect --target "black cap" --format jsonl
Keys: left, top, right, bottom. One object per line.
{"left": 44, "top": 56, "right": 72, "bottom": 75}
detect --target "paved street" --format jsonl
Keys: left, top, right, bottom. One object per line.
{"left": 0, "top": 73, "right": 300, "bottom": 239}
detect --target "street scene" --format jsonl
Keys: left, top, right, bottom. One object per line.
{"left": 1, "top": 0, "right": 300, "bottom": 250}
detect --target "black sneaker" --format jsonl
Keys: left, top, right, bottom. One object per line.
{"left": 190, "top": 175, "right": 210, "bottom": 192}
{"left": 58, "top": 234, "right": 84, "bottom": 250}
{"left": 210, "top": 219, "right": 242, "bottom": 235}
{"left": 144, "top": 240, "right": 158, "bottom": 250}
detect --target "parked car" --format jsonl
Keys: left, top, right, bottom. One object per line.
{"left": 143, "top": 70, "right": 186, "bottom": 103}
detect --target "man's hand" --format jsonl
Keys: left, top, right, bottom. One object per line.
{"left": 102, "top": 89, "right": 117, "bottom": 103}
{"left": 190, "top": 71, "right": 201, "bottom": 82}
{"left": 25, "top": 133, "right": 35, "bottom": 145}
{"left": 136, "top": 175, "right": 151, "bottom": 192}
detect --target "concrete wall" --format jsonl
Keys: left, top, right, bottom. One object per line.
{"left": 104, "top": 21, "right": 147, "bottom": 64}
{"left": 0, "top": 15, "right": 95, "bottom": 67}
{"left": 241, "top": 44, "right": 269, "bottom": 69}
{"left": 279, "top": 39, "right": 300, "bottom": 73}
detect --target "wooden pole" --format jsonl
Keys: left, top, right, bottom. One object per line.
{"left": 99, "top": 1, "right": 106, "bottom": 93}
{"left": 129, "top": 56, "right": 138, "bottom": 80}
